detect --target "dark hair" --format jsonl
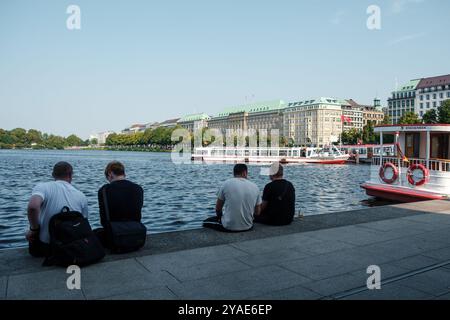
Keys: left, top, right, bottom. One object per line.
{"left": 233, "top": 163, "right": 248, "bottom": 176}
{"left": 52, "top": 161, "right": 73, "bottom": 179}
{"left": 105, "top": 161, "right": 125, "bottom": 177}
{"left": 271, "top": 162, "right": 284, "bottom": 177}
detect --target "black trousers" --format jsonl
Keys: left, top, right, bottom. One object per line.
{"left": 94, "top": 227, "right": 111, "bottom": 249}
{"left": 254, "top": 213, "right": 293, "bottom": 226}
{"left": 202, "top": 216, "right": 252, "bottom": 233}
{"left": 28, "top": 239, "right": 50, "bottom": 258}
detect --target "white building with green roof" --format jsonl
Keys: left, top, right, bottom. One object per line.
{"left": 208, "top": 100, "right": 286, "bottom": 134}
{"left": 387, "top": 79, "right": 420, "bottom": 124}
{"left": 283, "top": 98, "right": 343, "bottom": 146}
{"left": 177, "top": 113, "right": 210, "bottom": 132}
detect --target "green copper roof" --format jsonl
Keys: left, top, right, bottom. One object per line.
{"left": 396, "top": 79, "right": 421, "bottom": 92}
{"left": 178, "top": 113, "right": 210, "bottom": 122}
{"left": 287, "top": 97, "right": 342, "bottom": 108}
{"left": 217, "top": 100, "right": 286, "bottom": 117}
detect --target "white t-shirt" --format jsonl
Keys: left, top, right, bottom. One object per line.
{"left": 31, "top": 180, "right": 89, "bottom": 243}
{"left": 218, "top": 177, "right": 262, "bottom": 231}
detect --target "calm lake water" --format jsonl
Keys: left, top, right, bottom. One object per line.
{"left": 0, "top": 149, "right": 378, "bottom": 249}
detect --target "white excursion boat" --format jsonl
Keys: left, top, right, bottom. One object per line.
{"left": 340, "top": 144, "right": 395, "bottom": 163}
{"left": 361, "top": 124, "right": 450, "bottom": 202}
{"left": 191, "top": 146, "right": 350, "bottom": 164}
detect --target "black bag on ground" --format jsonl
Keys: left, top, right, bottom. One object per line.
{"left": 102, "top": 188, "right": 147, "bottom": 254}
{"left": 43, "top": 207, "right": 105, "bottom": 267}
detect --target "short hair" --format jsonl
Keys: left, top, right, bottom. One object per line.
{"left": 270, "top": 162, "right": 284, "bottom": 177}
{"left": 52, "top": 162, "right": 73, "bottom": 179}
{"left": 233, "top": 163, "right": 248, "bottom": 176}
{"left": 104, "top": 161, "right": 125, "bottom": 177}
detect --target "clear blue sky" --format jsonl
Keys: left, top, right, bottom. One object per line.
{"left": 1, "top": 0, "right": 449, "bottom": 138}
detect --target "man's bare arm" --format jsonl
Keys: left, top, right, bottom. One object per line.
{"left": 254, "top": 204, "right": 262, "bottom": 217}
{"left": 215, "top": 198, "right": 224, "bottom": 217}
{"left": 260, "top": 200, "right": 268, "bottom": 213}
{"left": 27, "top": 195, "right": 42, "bottom": 230}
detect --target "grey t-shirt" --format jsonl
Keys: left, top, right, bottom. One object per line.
{"left": 31, "top": 180, "right": 89, "bottom": 243}
{"left": 218, "top": 177, "right": 262, "bottom": 231}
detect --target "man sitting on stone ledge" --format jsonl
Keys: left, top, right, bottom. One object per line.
{"left": 26, "top": 162, "right": 89, "bottom": 257}
{"left": 254, "top": 162, "right": 296, "bottom": 226}
{"left": 203, "top": 163, "right": 261, "bottom": 232}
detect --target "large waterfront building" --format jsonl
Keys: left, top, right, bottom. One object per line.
{"left": 177, "top": 113, "right": 210, "bottom": 132}
{"left": 121, "top": 124, "right": 146, "bottom": 134}
{"left": 158, "top": 118, "right": 180, "bottom": 128}
{"left": 341, "top": 99, "right": 364, "bottom": 131}
{"left": 346, "top": 98, "right": 384, "bottom": 127}
{"left": 415, "top": 74, "right": 450, "bottom": 118}
{"left": 387, "top": 74, "right": 450, "bottom": 123}
{"left": 282, "top": 98, "right": 343, "bottom": 146}
{"left": 387, "top": 79, "right": 419, "bottom": 124}
{"left": 207, "top": 100, "right": 286, "bottom": 134}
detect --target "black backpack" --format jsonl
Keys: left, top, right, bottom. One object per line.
{"left": 102, "top": 187, "right": 147, "bottom": 254}
{"left": 43, "top": 207, "right": 105, "bottom": 267}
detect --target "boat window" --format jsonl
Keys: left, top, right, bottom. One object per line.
{"left": 405, "top": 133, "right": 420, "bottom": 159}
{"left": 431, "top": 134, "right": 450, "bottom": 160}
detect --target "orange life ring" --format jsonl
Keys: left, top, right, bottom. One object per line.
{"left": 379, "top": 162, "right": 399, "bottom": 184}
{"left": 407, "top": 164, "right": 429, "bottom": 186}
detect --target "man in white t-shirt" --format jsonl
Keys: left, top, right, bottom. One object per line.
{"left": 26, "top": 161, "right": 89, "bottom": 257}
{"left": 203, "top": 163, "right": 262, "bottom": 232}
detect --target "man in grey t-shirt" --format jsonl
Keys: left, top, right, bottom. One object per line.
{"left": 26, "top": 162, "right": 89, "bottom": 257}
{"left": 203, "top": 164, "right": 262, "bottom": 232}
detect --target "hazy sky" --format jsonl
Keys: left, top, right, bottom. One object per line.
{"left": 1, "top": 0, "right": 449, "bottom": 138}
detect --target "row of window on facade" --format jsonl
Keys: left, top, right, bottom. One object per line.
{"left": 392, "top": 91, "right": 415, "bottom": 99}
{"left": 389, "top": 99, "right": 415, "bottom": 108}
{"left": 419, "top": 100, "right": 447, "bottom": 109}
{"left": 419, "top": 92, "right": 450, "bottom": 101}
{"left": 418, "top": 85, "right": 450, "bottom": 93}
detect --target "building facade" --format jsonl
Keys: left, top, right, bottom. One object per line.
{"left": 282, "top": 98, "right": 342, "bottom": 146}
{"left": 207, "top": 100, "right": 286, "bottom": 135}
{"left": 89, "top": 131, "right": 115, "bottom": 145}
{"left": 121, "top": 124, "right": 146, "bottom": 134}
{"left": 387, "top": 79, "right": 419, "bottom": 124}
{"left": 346, "top": 98, "right": 384, "bottom": 127}
{"left": 341, "top": 100, "right": 364, "bottom": 131}
{"left": 158, "top": 118, "right": 180, "bottom": 128}
{"left": 177, "top": 113, "right": 210, "bottom": 132}
{"left": 415, "top": 74, "right": 450, "bottom": 118}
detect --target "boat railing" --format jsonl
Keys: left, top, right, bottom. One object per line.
{"left": 372, "top": 156, "right": 450, "bottom": 172}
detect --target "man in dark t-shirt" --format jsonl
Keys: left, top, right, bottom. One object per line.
{"left": 95, "top": 161, "right": 144, "bottom": 247}
{"left": 254, "top": 162, "right": 295, "bottom": 226}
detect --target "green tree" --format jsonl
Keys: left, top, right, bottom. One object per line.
{"left": 341, "top": 128, "right": 362, "bottom": 145}
{"left": 438, "top": 100, "right": 450, "bottom": 123}
{"left": 382, "top": 113, "right": 391, "bottom": 125}
{"left": 398, "top": 111, "right": 420, "bottom": 124}
{"left": 44, "top": 135, "right": 66, "bottom": 149}
{"left": 362, "top": 121, "right": 376, "bottom": 144}
{"left": 10, "top": 128, "right": 27, "bottom": 142}
{"left": 90, "top": 138, "right": 98, "bottom": 145}
{"left": 422, "top": 109, "right": 438, "bottom": 124}
{"left": 65, "top": 134, "right": 84, "bottom": 147}
{"left": 26, "top": 129, "right": 43, "bottom": 144}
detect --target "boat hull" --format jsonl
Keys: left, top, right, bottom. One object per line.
{"left": 361, "top": 183, "right": 446, "bottom": 202}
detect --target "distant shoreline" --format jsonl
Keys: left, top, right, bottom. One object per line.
{"left": 0, "top": 147, "right": 173, "bottom": 153}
